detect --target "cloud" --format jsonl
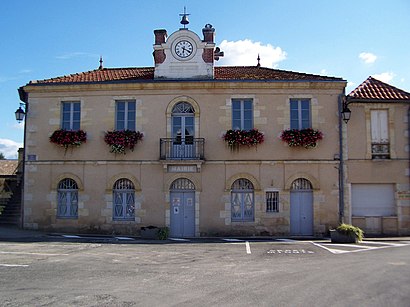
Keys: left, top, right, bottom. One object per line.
{"left": 372, "top": 72, "right": 395, "bottom": 83}
{"left": 347, "top": 81, "right": 355, "bottom": 89}
{"left": 0, "top": 139, "right": 23, "bottom": 159}
{"left": 56, "top": 52, "right": 99, "bottom": 60}
{"left": 217, "top": 39, "right": 287, "bottom": 68}
{"left": 359, "top": 52, "right": 377, "bottom": 64}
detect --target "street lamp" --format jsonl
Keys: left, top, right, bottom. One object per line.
{"left": 341, "top": 105, "right": 351, "bottom": 124}
{"left": 15, "top": 103, "right": 26, "bottom": 122}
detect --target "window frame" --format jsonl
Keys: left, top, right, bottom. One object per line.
{"left": 232, "top": 99, "right": 253, "bottom": 130}
{"left": 265, "top": 190, "right": 279, "bottom": 213}
{"left": 61, "top": 101, "right": 81, "bottom": 130}
{"left": 231, "top": 178, "right": 255, "bottom": 222}
{"left": 57, "top": 178, "right": 79, "bottom": 219}
{"left": 115, "top": 100, "right": 136, "bottom": 131}
{"left": 370, "top": 109, "right": 390, "bottom": 159}
{"left": 112, "top": 178, "right": 135, "bottom": 221}
{"left": 290, "top": 98, "right": 311, "bottom": 130}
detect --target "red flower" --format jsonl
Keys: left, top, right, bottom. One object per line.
{"left": 104, "top": 130, "right": 143, "bottom": 154}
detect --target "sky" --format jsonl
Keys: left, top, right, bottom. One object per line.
{"left": 1, "top": 0, "right": 409, "bottom": 158}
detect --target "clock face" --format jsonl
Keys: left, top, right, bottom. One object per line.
{"left": 174, "top": 40, "right": 194, "bottom": 58}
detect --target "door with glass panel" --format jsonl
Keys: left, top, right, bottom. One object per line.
{"left": 172, "top": 102, "right": 194, "bottom": 159}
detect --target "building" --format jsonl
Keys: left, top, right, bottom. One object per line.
{"left": 345, "top": 77, "right": 410, "bottom": 235}
{"left": 19, "top": 18, "right": 407, "bottom": 237}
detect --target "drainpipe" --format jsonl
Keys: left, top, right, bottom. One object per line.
{"left": 18, "top": 87, "right": 28, "bottom": 229}
{"left": 338, "top": 92, "right": 346, "bottom": 224}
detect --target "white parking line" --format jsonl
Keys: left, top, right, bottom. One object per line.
{"left": 245, "top": 241, "right": 251, "bottom": 254}
{"left": 0, "top": 251, "right": 69, "bottom": 256}
{"left": 168, "top": 238, "right": 190, "bottom": 241}
{"left": 0, "top": 264, "right": 29, "bottom": 267}
{"left": 222, "top": 238, "right": 244, "bottom": 242}
{"left": 115, "top": 237, "right": 135, "bottom": 241}
{"left": 62, "top": 235, "right": 81, "bottom": 238}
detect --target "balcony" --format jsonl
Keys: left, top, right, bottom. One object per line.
{"left": 160, "top": 138, "right": 205, "bottom": 160}
{"left": 371, "top": 142, "right": 390, "bottom": 159}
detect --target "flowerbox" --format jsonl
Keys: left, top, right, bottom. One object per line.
{"left": 223, "top": 129, "right": 264, "bottom": 149}
{"left": 104, "top": 130, "right": 143, "bottom": 154}
{"left": 49, "top": 129, "right": 87, "bottom": 149}
{"left": 280, "top": 128, "right": 323, "bottom": 148}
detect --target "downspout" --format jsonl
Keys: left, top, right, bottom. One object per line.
{"left": 18, "top": 86, "right": 28, "bottom": 229}
{"left": 338, "top": 92, "right": 346, "bottom": 224}
{"left": 408, "top": 106, "right": 410, "bottom": 177}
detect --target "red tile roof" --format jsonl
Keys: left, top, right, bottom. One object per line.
{"left": 347, "top": 76, "right": 410, "bottom": 102}
{"left": 0, "top": 161, "right": 18, "bottom": 176}
{"left": 27, "top": 66, "right": 343, "bottom": 85}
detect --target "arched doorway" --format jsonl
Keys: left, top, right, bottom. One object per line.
{"left": 171, "top": 102, "right": 194, "bottom": 158}
{"left": 170, "top": 178, "right": 195, "bottom": 237}
{"left": 290, "top": 178, "right": 313, "bottom": 235}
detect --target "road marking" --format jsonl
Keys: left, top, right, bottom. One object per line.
{"left": 0, "top": 264, "right": 29, "bottom": 267}
{"left": 223, "top": 238, "right": 244, "bottom": 242}
{"left": 245, "top": 241, "right": 251, "bottom": 254}
{"left": 62, "top": 235, "right": 81, "bottom": 238}
{"left": 168, "top": 238, "right": 190, "bottom": 241}
{"left": 115, "top": 237, "right": 135, "bottom": 241}
{"left": 312, "top": 241, "right": 410, "bottom": 254}
{"left": 0, "top": 251, "right": 69, "bottom": 256}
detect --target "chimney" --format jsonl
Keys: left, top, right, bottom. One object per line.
{"left": 153, "top": 29, "right": 167, "bottom": 65}
{"left": 154, "top": 29, "right": 167, "bottom": 45}
{"left": 202, "top": 24, "right": 215, "bottom": 43}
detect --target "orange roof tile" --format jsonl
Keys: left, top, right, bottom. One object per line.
{"left": 347, "top": 76, "right": 410, "bottom": 102}
{"left": 27, "top": 66, "right": 343, "bottom": 85}
{"left": 0, "top": 161, "right": 18, "bottom": 176}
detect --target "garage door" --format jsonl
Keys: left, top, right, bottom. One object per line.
{"left": 351, "top": 184, "right": 396, "bottom": 216}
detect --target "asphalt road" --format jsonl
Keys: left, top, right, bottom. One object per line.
{"left": 0, "top": 238, "right": 409, "bottom": 306}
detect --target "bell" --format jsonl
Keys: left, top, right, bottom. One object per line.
{"left": 180, "top": 14, "right": 189, "bottom": 26}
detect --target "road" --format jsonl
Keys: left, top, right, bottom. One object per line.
{"left": 0, "top": 237, "right": 409, "bottom": 306}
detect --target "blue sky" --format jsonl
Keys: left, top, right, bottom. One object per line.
{"left": 1, "top": 0, "right": 409, "bottom": 158}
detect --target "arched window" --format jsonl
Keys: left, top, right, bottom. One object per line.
{"left": 291, "top": 178, "right": 312, "bottom": 191}
{"left": 172, "top": 102, "right": 194, "bottom": 145}
{"left": 231, "top": 178, "right": 254, "bottom": 222}
{"left": 113, "top": 178, "right": 135, "bottom": 220}
{"left": 57, "top": 178, "right": 78, "bottom": 218}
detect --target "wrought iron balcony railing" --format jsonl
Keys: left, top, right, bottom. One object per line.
{"left": 160, "top": 138, "right": 205, "bottom": 160}
{"left": 371, "top": 142, "right": 390, "bottom": 159}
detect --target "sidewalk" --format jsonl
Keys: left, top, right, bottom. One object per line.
{"left": 0, "top": 225, "right": 47, "bottom": 241}
{"left": 1, "top": 225, "right": 409, "bottom": 243}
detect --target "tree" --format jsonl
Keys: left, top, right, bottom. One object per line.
{"left": 0, "top": 152, "right": 5, "bottom": 160}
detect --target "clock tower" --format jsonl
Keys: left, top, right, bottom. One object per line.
{"left": 153, "top": 13, "right": 222, "bottom": 79}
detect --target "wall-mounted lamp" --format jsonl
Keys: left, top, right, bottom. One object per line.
{"left": 341, "top": 105, "right": 351, "bottom": 124}
{"left": 15, "top": 103, "right": 26, "bottom": 123}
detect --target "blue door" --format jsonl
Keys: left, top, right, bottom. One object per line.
{"left": 290, "top": 190, "right": 313, "bottom": 236}
{"left": 170, "top": 191, "right": 195, "bottom": 237}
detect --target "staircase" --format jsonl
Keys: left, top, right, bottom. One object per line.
{"left": 0, "top": 177, "right": 22, "bottom": 226}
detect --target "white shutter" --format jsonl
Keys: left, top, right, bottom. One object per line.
{"left": 371, "top": 110, "right": 388, "bottom": 143}
{"left": 379, "top": 110, "right": 388, "bottom": 142}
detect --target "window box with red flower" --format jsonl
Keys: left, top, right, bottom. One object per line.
{"left": 104, "top": 130, "right": 144, "bottom": 154}
{"left": 223, "top": 129, "right": 264, "bottom": 149}
{"left": 49, "top": 129, "right": 87, "bottom": 149}
{"left": 280, "top": 128, "right": 323, "bottom": 148}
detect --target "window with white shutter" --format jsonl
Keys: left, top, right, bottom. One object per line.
{"left": 370, "top": 110, "right": 389, "bottom": 159}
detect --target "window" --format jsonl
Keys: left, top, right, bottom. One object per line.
{"left": 116, "top": 100, "right": 136, "bottom": 131}
{"left": 266, "top": 191, "right": 279, "bottom": 212}
{"left": 113, "top": 178, "right": 135, "bottom": 220}
{"left": 290, "top": 99, "right": 311, "bottom": 129}
{"left": 57, "top": 178, "right": 78, "bottom": 218}
{"left": 231, "top": 178, "right": 254, "bottom": 222}
{"left": 371, "top": 110, "right": 389, "bottom": 159}
{"left": 61, "top": 101, "right": 81, "bottom": 130}
{"left": 232, "top": 99, "right": 253, "bottom": 130}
